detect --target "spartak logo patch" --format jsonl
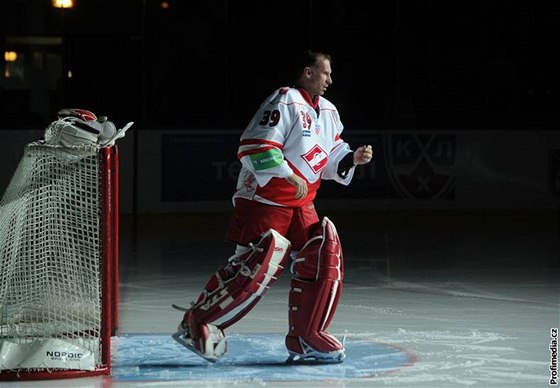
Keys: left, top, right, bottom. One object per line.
{"left": 302, "top": 145, "right": 328, "bottom": 174}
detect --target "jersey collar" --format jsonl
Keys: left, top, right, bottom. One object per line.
{"left": 297, "top": 88, "right": 320, "bottom": 114}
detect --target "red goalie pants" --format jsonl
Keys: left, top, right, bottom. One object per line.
{"left": 226, "top": 198, "right": 319, "bottom": 251}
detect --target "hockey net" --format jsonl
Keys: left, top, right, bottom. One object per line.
{"left": 0, "top": 142, "right": 119, "bottom": 380}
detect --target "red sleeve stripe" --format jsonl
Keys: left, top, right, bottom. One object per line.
{"left": 239, "top": 139, "right": 284, "bottom": 149}
{"left": 237, "top": 145, "right": 278, "bottom": 159}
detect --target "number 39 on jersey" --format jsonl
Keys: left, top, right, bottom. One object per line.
{"left": 259, "top": 110, "right": 281, "bottom": 127}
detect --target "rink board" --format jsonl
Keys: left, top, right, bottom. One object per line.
{"left": 111, "top": 333, "right": 414, "bottom": 382}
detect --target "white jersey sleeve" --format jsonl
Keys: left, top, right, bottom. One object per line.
{"left": 237, "top": 88, "right": 295, "bottom": 187}
{"left": 317, "top": 107, "right": 355, "bottom": 185}
{"left": 321, "top": 140, "right": 355, "bottom": 185}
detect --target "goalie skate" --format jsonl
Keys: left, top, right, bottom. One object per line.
{"left": 172, "top": 309, "right": 227, "bottom": 363}
{"left": 286, "top": 336, "right": 345, "bottom": 364}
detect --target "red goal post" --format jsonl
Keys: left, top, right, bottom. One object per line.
{"left": 0, "top": 144, "right": 119, "bottom": 380}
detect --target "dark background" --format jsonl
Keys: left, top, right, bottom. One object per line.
{"left": 0, "top": 1, "right": 558, "bottom": 287}
{"left": 0, "top": 0, "right": 558, "bottom": 130}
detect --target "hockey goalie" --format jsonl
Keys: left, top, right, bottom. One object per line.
{"left": 172, "top": 49, "right": 373, "bottom": 364}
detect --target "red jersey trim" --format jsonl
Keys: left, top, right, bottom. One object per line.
{"left": 239, "top": 139, "right": 284, "bottom": 148}
{"left": 238, "top": 145, "right": 279, "bottom": 159}
{"left": 297, "top": 88, "right": 320, "bottom": 110}
{"left": 254, "top": 160, "right": 321, "bottom": 207}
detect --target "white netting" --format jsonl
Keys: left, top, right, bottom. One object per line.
{"left": 0, "top": 142, "right": 104, "bottom": 371}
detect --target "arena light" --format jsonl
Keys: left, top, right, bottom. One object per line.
{"left": 4, "top": 51, "right": 17, "bottom": 62}
{"left": 52, "top": 0, "right": 74, "bottom": 8}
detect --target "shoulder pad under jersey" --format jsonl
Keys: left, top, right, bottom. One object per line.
{"left": 267, "top": 87, "right": 293, "bottom": 105}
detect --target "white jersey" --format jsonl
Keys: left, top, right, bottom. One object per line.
{"left": 234, "top": 87, "right": 355, "bottom": 207}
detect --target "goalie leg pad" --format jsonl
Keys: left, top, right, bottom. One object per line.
{"left": 192, "top": 228, "right": 291, "bottom": 329}
{"left": 286, "top": 217, "right": 345, "bottom": 362}
{"left": 292, "top": 216, "right": 344, "bottom": 281}
{"left": 286, "top": 278, "right": 344, "bottom": 357}
{"left": 176, "top": 229, "right": 291, "bottom": 361}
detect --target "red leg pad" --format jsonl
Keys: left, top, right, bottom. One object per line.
{"left": 187, "top": 229, "right": 291, "bottom": 330}
{"left": 285, "top": 217, "right": 345, "bottom": 358}
{"left": 292, "top": 217, "right": 344, "bottom": 281}
{"left": 286, "top": 277, "right": 343, "bottom": 353}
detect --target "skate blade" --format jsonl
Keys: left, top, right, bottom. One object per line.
{"left": 286, "top": 350, "right": 345, "bottom": 365}
{"left": 171, "top": 330, "right": 224, "bottom": 363}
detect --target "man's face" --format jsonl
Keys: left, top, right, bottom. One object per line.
{"left": 306, "top": 58, "right": 332, "bottom": 97}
